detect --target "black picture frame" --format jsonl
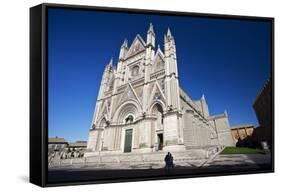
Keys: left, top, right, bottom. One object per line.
{"left": 30, "top": 3, "right": 274, "bottom": 187}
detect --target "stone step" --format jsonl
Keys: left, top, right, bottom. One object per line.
{"left": 49, "top": 146, "right": 223, "bottom": 168}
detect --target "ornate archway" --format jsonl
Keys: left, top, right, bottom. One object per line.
{"left": 98, "top": 118, "right": 107, "bottom": 129}
{"left": 113, "top": 100, "right": 141, "bottom": 125}
{"left": 149, "top": 100, "right": 165, "bottom": 114}
{"left": 151, "top": 102, "right": 164, "bottom": 129}
{"left": 151, "top": 102, "right": 164, "bottom": 150}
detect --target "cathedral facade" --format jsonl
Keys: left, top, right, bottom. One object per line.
{"left": 86, "top": 24, "right": 233, "bottom": 156}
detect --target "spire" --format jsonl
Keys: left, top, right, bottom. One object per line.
{"left": 122, "top": 38, "right": 128, "bottom": 48}
{"left": 167, "top": 27, "right": 172, "bottom": 37}
{"left": 224, "top": 110, "right": 228, "bottom": 117}
{"left": 119, "top": 39, "right": 128, "bottom": 60}
{"left": 163, "top": 26, "right": 180, "bottom": 111}
{"left": 106, "top": 58, "right": 113, "bottom": 71}
{"left": 109, "top": 57, "right": 113, "bottom": 66}
{"left": 148, "top": 23, "right": 154, "bottom": 34}
{"left": 146, "top": 23, "right": 155, "bottom": 47}
{"left": 201, "top": 94, "right": 205, "bottom": 101}
{"left": 165, "top": 27, "right": 174, "bottom": 43}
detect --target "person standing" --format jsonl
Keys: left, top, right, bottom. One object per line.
{"left": 168, "top": 152, "right": 174, "bottom": 168}
{"left": 164, "top": 152, "right": 170, "bottom": 169}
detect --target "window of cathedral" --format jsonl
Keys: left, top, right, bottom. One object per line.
{"left": 131, "top": 65, "right": 140, "bottom": 77}
{"left": 125, "top": 115, "right": 134, "bottom": 124}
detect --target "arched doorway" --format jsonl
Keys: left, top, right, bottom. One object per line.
{"left": 124, "top": 129, "right": 133, "bottom": 153}
{"left": 123, "top": 114, "right": 134, "bottom": 153}
{"left": 152, "top": 103, "right": 164, "bottom": 129}
{"left": 152, "top": 103, "right": 164, "bottom": 150}
{"left": 114, "top": 103, "right": 138, "bottom": 153}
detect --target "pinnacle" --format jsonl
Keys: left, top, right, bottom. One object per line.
{"left": 148, "top": 22, "right": 154, "bottom": 33}
{"left": 167, "top": 27, "right": 172, "bottom": 37}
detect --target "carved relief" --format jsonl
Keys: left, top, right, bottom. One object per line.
{"left": 125, "top": 35, "right": 146, "bottom": 59}
{"left": 117, "top": 84, "right": 142, "bottom": 110}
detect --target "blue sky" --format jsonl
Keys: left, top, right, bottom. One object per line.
{"left": 48, "top": 8, "right": 271, "bottom": 142}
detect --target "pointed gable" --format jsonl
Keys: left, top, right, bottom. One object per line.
{"left": 147, "top": 81, "right": 166, "bottom": 109}
{"left": 117, "top": 83, "right": 142, "bottom": 109}
{"left": 125, "top": 34, "right": 146, "bottom": 59}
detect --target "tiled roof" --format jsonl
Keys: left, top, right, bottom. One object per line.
{"left": 48, "top": 137, "right": 67, "bottom": 143}
{"left": 68, "top": 141, "right": 87, "bottom": 147}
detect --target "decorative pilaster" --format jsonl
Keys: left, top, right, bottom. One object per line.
{"left": 162, "top": 28, "right": 184, "bottom": 151}
{"left": 143, "top": 23, "right": 155, "bottom": 112}
{"left": 164, "top": 28, "right": 181, "bottom": 111}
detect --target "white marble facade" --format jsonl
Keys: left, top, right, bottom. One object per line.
{"left": 86, "top": 24, "right": 234, "bottom": 156}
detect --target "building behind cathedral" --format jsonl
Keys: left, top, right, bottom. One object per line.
{"left": 86, "top": 24, "right": 234, "bottom": 156}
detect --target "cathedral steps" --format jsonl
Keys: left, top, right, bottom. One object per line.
{"left": 49, "top": 146, "right": 224, "bottom": 169}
